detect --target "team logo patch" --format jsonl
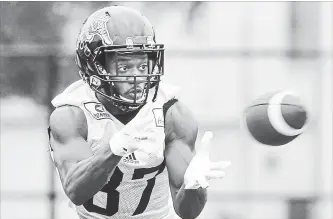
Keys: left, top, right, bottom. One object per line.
{"left": 84, "top": 102, "right": 111, "bottom": 120}
{"left": 152, "top": 108, "right": 164, "bottom": 127}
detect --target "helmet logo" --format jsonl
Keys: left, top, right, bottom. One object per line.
{"left": 77, "top": 13, "right": 113, "bottom": 51}
{"left": 89, "top": 16, "right": 113, "bottom": 46}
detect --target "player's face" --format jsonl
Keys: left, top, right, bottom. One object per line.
{"left": 105, "top": 52, "right": 148, "bottom": 101}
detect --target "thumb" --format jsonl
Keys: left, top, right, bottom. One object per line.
{"left": 196, "top": 131, "right": 214, "bottom": 156}
{"left": 100, "top": 120, "right": 117, "bottom": 143}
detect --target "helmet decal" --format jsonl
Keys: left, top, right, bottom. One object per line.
{"left": 77, "top": 12, "right": 113, "bottom": 51}
{"left": 88, "top": 14, "right": 113, "bottom": 46}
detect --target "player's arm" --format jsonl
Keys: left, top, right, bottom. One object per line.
{"left": 49, "top": 106, "right": 122, "bottom": 206}
{"left": 164, "top": 100, "right": 207, "bottom": 219}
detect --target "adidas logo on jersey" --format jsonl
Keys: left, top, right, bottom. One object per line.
{"left": 123, "top": 153, "right": 139, "bottom": 164}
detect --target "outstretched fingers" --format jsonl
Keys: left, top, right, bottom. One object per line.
{"left": 205, "top": 170, "right": 226, "bottom": 179}
{"left": 210, "top": 160, "right": 232, "bottom": 170}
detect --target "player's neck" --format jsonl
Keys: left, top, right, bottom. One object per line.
{"left": 95, "top": 93, "right": 142, "bottom": 124}
{"left": 96, "top": 92, "right": 142, "bottom": 115}
{"left": 95, "top": 93, "right": 125, "bottom": 115}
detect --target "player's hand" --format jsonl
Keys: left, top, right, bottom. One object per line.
{"left": 109, "top": 107, "right": 160, "bottom": 157}
{"left": 184, "top": 131, "right": 232, "bottom": 189}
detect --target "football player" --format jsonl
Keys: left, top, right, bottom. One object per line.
{"left": 48, "top": 6, "right": 231, "bottom": 219}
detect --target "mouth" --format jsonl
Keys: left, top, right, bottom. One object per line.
{"left": 127, "top": 88, "right": 144, "bottom": 99}
{"left": 128, "top": 87, "right": 143, "bottom": 94}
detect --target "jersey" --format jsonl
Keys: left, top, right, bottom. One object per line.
{"left": 51, "top": 80, "right": 180, "bottom": 219}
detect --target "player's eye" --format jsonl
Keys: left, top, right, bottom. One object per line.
{"left": 118, "top": 65, "right": 128, "bottom": 72}
{"left": 139, "top": 64, "right": 148, "bottom": 71}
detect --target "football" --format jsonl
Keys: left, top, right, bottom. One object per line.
{"left": 243, "top": 91, "right": 308, "bottom": 146}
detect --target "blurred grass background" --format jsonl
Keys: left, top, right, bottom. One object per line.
{"left": 0, "top": 2, "right": 332, "bottom": 219}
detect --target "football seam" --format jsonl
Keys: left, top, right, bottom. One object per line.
{"left": 245, "top": 103, "right": 305, "bottom": 112}
{"left": 249, "top": 103, "right": 303, "bottom": 107}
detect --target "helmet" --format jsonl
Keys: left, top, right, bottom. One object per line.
{"left": 75, "top": 6, "right": 164, "bottom": 112}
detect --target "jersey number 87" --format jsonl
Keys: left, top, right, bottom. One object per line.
{"left": 83, "top": 161, "right": 165, "bottom": 216}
